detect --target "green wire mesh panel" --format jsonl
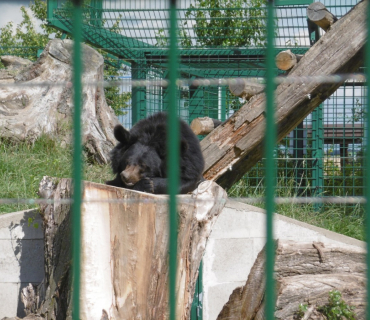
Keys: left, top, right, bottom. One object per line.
{"left": 45, "top": 0, "right": 365, "bottom": 207}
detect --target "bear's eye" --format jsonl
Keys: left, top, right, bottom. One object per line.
{"left": 140, "top": 163, "right": 148, "bottom": 173}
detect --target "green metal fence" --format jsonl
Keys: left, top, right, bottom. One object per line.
{"left": 42, "top": 0, "right": 366, "bottom": 209}
{"left": 0, "top": 0, "right": 368, "bottom": 319}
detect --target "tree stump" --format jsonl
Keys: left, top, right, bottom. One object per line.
{"left": 217, "top": 240, "right": 366, "bottom": 320}
{"left": 34, "top": 177, "right": 227, "bottom": 320}
{"left": 0, "top": 39, "right": 120, "bottom": 164}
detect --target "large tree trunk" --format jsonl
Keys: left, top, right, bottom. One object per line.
{"left": 0, "top": 39, "right": 119, "bottom": 164}
{"left": 34, "top": 177, "right": 226, "bottom": 320}
{"left": 201, "top": 0, "right": 366, "bottom": 189}
{"left": 217, "top": 240, "right": 366, "bottom": 320}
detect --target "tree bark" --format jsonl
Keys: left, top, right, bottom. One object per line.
{"left": 0, "top": 39, "right": 120, "bottom": 164}
{"left": 33, "top": 177, "right": 226, "bottom": 320}
{"left": 307, "top": 2, "right": 338, "bottom": 32}
{"left": 217, "top": 240, "right": 366, "bottom": 320}
{"left": 200, "top": 0, "right": 366, "bottom": 189}
{"left": 275, "top": 50, "right": 303, "bottom": 71}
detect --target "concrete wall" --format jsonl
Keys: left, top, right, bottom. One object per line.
{"left": 202, "top": 200, "right": 365, "bottom": 320}
{"left": 0, "top": 210, "right": 44, "bottom": 319}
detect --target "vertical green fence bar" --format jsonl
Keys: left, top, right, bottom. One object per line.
{"left": 71, "top": 1, "right": 83, "bottom": 319}
{"left": 265, "top": 1, "right": 276, "bottom": 320}
{"left": 365, "top": 0, "right": 370, "bottom": 318}
{"left": 168, "top": 1, "right": 179, "bottom": 320}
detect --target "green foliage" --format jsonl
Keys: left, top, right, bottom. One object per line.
{"left": 184, "top": 0, "right": 267, "bottom": 47}
{"left": 296, "top": 291, "right": 356, "bottom": 319}
{"left": 155, "top": 0, "right": 267, "bottom": 48}
{"left": 296, "top": 303, "right": 308, "bottom": 319}
{"left": 0, "top": 136, "right": 111, "bottom": 215}
{"left": 318, "top": 290, "right": 356, "bottom": 320}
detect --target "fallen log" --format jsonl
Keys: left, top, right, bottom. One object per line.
{"left": 275, "top": 50, "right": 304, "bottom": 71}
{"left": 217, "top": 240, "right": 366, "bottom": 320}
{"left": 190, "top": 117, "right": 223, "bottom": 135}
{"left": 201, "top": 0, "right": 366, "bottom": 189}
{"left": 307, "top": 2, "right": 338, "bottom": 32}
{"left": 0, "top": 39, "right": 120, "bottom": 164}
{"left": 32, "top": 177, "right": 227, "bottom": 320}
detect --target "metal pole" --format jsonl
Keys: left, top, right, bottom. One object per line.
{"left": 71, "top": 1, "right": 83, "bottom": 319}
{"left": 168, "top": 0, "right": 179, "bottom": 319}
{"left": 365, "top": 0, "right": 370, "bottom": 318}
{"left": 265, "top": 1, "right": 276, "bottom": 320}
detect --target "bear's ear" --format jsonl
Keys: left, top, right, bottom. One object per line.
{"left": 114, "top": 124, "right": 130, "bottom": 144}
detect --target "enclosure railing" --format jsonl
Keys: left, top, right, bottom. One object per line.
{"left": 0, "top": 0, "right": 368, "bottom": 319}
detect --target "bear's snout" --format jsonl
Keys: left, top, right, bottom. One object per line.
{"left": 120, "top": 165, "right": 141, "bottom": 186}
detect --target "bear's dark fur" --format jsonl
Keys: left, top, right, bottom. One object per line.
{"left": 106, "top": 112, "right": 204, "bottom": 194}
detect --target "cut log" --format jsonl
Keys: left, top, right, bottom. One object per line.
{"left": 0, "top": 39, "right": 120, "bottom": 164}
{"left": 307, "top": 2, "right": 338, "bottom": 32}
{"left": 201, "top": 0, "right": 366, "bottom": 189}
{"left": 33, "top": 177, "right": 227, "bottom": 320}
{"left": 190, "top": 117, "right": 223, "bottom": 135}
{"left": 217, "top": 240, "right": 366, "bottom": 320}
{"left": 275, "top": 50, "right": 303, "bottom": 71}
{"left": 228, "top": 78, "right": 265, "bottom": 100}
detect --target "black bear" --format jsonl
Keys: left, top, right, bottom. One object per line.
{"left": 106, "top": 112, "right": 204, "bottom": 194}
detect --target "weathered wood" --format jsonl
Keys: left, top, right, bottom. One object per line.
{"left": 307, "top": 2, "right": 338, "bottom": 32}
{"left": 201, "top": 0, "right": 366, "bottom": 189}
{"left": 275, "top": 50, "right": 303, "bottom": 71}
{"left": 217, "top": 240, "right": 366, "bottom": 320}
{"left": 229, "top": 78, "right": 265, "bottom": 99}
{"left": 34, "top": 177, "right": 226, "bottom": 320}
{"left": 190, "top": 117, "right": 223, "bottom": 135}
{"left": 0, "top": 39, "right": 120, "bottom": 164}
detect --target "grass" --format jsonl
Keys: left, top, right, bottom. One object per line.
{"left": 228, "top": 179, "right": 365, "bottom": 241}
{"left": 0, "top": 135, "right": 365, "bottom": 241}
{"left": 0, "top": 135, "right": 112, "bottom": 214}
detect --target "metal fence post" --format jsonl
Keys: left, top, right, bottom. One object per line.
{"left": 71, "top": 1, "right": 83, "bottom": 319}
{"left": 265, "top": 1, "right": 276, "bottom": 319}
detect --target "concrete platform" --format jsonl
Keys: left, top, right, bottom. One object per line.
{"left": 0, "top": 209, "right": 44, "bottom": 319}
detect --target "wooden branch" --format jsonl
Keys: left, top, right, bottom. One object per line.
{"left": 201, "top": 0, "right": 366, "bottom": 189}
{"left": 275, "top": 50, "right": 304, "bottom": 71}
{"left": 217, "top": 240, "right": 366, "bottom": 320}
{"left": 35, "top": 177, "right": 227, "bottom": 320}
{"left": 307, "top": 2, "right": 338, "bottom": 32}
{"left": 190, "top": 117, "right": 223, "bottom": 135}
{"left": 229, "top": 78, "right": 265, "bottom": 100}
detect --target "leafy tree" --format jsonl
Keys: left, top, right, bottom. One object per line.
{"left": 184, "top": 0, "right": 267, "bottom": 47}
{"left": 0, "top": 0, "right": 129, "bottom": 116}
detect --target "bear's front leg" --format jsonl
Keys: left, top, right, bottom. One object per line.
{"left": 133, "top": 178, "right": 168, "bottom": 194}
{"left": 133, "top": 178, "right": 155, "bottom": 193}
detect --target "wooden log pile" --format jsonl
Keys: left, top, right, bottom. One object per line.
{"left": 217, "top": 240, "right": 366, "bottom": 320}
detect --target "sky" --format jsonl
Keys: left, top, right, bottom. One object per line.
{"left": 0, "top": 1, "right": 30, "bottom": 29}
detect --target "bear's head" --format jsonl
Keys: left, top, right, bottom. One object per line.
{"left": 110, "top": 124, "right": 164, "bottom": 187}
